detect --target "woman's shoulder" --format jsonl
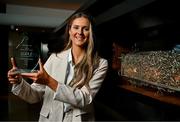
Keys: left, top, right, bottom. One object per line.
{"left": 49, "top": 49, "right": 70, "bottom": 58}
{"left": 96, "top": 56, "right": 108, "bottom": 69}
{"left": 93, "top": 57, "right": 108, "bottom": 74}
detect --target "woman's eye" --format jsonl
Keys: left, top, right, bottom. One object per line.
{"left": 84, "top": 28, "right": 89, "bottom": 31}
{"left": 72, "top": 26, "right": 89, "bottom": 32}
{"left": 73, "top": 26, "right": 78, "bottom": 29}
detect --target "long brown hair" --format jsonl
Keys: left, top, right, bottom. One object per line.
{"left": 64, "top": 12, "right": 99, "bottom": 88}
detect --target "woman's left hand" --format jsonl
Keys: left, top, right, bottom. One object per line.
{"left": 21, "top": 58, "right": 50, "bottom": 85}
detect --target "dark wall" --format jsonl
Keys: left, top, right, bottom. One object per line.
{"left": 0, "top": 25, "right": 9, "bottom": 120}
{"left": 93, "top": 0, "right": 180, "bottom": 121}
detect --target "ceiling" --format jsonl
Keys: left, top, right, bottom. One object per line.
{"left": 1, "top": 0, "right": 86, "bottom": 10}
{"left": 0, "top": 0, "right": 89, "bottom": 28}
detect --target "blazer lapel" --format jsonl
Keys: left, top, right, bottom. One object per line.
{"left": 55, "top": 49, "right": 70, "bottom": 84}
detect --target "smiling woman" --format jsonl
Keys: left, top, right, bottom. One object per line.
{"left": 7, "top": 12, "right": 108, "bottom": 122}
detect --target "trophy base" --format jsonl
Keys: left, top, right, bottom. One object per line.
{"left": 13, "top": 69, "right": 38, "bottom": 74}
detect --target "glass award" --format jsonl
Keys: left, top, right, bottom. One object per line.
{"left": 13, "top": 32, "right": 40, "bottom": 74}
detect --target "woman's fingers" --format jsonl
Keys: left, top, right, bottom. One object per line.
{"left": 11, "top": 57, "right": 17, "bottom": 69}
{"left": 7, "top": 57, "right": 21, "bottom": 84}
{"left": 8, "top": 70, "right": 17, "bottom": 78}
{"left": 21, "top": 73, "right": 36, "bottom": 77}
{"left": 20, "top": 72, "right": 38, "bottom": 81}
{"left": 9, "top": 78, "right": 18, "bottom": 82}
{"left": 8, "top": 75, "right": 21, "bottom": 84}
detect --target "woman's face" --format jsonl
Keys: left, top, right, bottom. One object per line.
{"left": 69, "top": 17, "right": 90, "bottom": 48}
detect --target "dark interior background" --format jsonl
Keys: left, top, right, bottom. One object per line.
{"left": 1, "top": 0, "right": 180, "bottom": 121}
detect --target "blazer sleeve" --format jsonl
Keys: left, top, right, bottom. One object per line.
{"left": 53, "top": 58, "right": 108, "bottom": 108}
{"left": 11, "top": 79, "right": 46, "bottom": 104}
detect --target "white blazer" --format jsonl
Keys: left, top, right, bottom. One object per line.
{"left": 12, "top": 49, "right": 108, "bottom": 122}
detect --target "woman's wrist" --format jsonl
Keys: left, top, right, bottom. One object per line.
{"left": 46, "top": 76, "right": 58, "bottom": 91}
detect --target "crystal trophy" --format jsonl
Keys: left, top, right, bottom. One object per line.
{"left": 13, "top": 32, "right": 40, "bottom": 74}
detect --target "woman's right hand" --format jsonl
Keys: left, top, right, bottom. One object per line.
{"left": 7, "top": 57, "right": 22, "bottom": 84}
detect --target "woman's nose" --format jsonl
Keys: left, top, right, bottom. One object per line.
{"left": 77, "top": 28, "right": 83, "bottom": 34}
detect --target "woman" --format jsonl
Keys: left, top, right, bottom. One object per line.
{"left": 7, "top": 12, "right": 108, "bottom": 122}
